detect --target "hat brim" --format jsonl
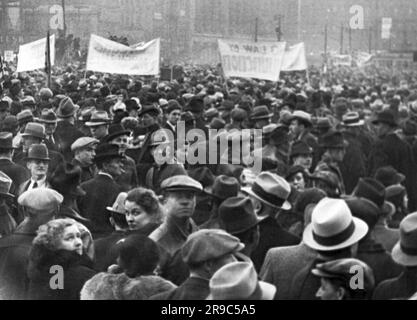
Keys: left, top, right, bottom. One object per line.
{"left": 21, "top": 133, "right": 45, "bottom": 140}
{"left": 392, "top": 242, "right": 417, "bottom": 267}
{"left": 85, "top": 121, "right": 109, "bottom": 127}
{"left": 303, "top": 217, "right": 368, "bottom": 252}
{"left": 39, "top": 119, "right": 58, "bottom": 124}
{"left": 94, "top": 153, "right": 125, "bottom": 162}
{"left": 105, "top": 130, "right": 131, "bottom": 143}
{"left": 242, "top": 187, "right": 292, "bottom": 211}
{"left": 106, "top": 207, "right": 126, "bottom": 215}
{"left": 372, "top": 119, "right": 397, "bottom": 127}
{"left": 163, "top": 186, "right": 203, "bottom": 193}
{"left": 343, "top": 120, "right": 365, "bottom": 127}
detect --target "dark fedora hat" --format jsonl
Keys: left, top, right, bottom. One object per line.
{"left": 57, "top": 97, "right": 79, "bottom": 118}
{"left": 209, "top": 118, "right": 226, "bottom": 130}
{"left": 316, "top": 117, "right": 332, "bottom": 130}
{"left": 266, "top": 125, "right": 289, "bottom": 147}
{"left": 21, "top": 122, "right": 46, "bottom": 140}
{"left": 219, "top": 197, "right": 265, "bottom": 235}
{"left": 26, "top": 144, "right": 50, "bottom": 162}
{"left": 320, "top": 130, "right": 346, "bottom": 149}
{"left": 353, "top": 178, "right": 393, "bottom": 216}
{"left": 345, "top": 197, "right": 380, "bottom": 231}
{"left": 372, "top": 110, "right": 397, "bottom": 127}
{"left": 205, "top": 175, "right": 241, "bottom": 201}
{"left": 39, "top": 109, "right": 58, "bottom": 124}
{"left": 138, "top": 105, "right": 160, "bottom": 118}
{"left": 0, "top": 171, "right": 14, "bottom": 199}
{"left": 290, "top": 141, "right": 313, "bottom": 158}
{"left": 250, "top": 106, "right": 273, "bottom": 120}
{"left": 188, "top": 167, "right": 215, "bottom": 189}
{"left": 374, "top": 166, "right": 405, "bottom": 188}
{"left": 186, "top": 97, "right": 205, "bottom": 114}
{"left": 0, "top": 132, "right": 15, "bottom": 150}
{"left": 94, "top": 143, "right": 125, "bottom": 163}
{"left": 103, "top": 124, "right": 131, "bottom": 143}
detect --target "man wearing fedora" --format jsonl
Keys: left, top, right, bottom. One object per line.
{"left": 368, "top": 109, "right": 417, "bottom": 212}
{"left": 0, "top": 172, "right": 17, "bottom": 238}
{"left": 136, "top": 105, "right": 163, "bottom": 184}
{"left": 250, "top": 106, "right": 273, "bottom": 130}
{"left": 104, "top": 124, "right": 138, "bottom": 192}
{"left": 288, "top": 198, "right": 368, "bottom": 300}
{"left": 94, "top": 193, "right": 129, "bottom": 272}
{"left": 150, "top": 229, "right": 244, "bottom": 300}
{"left": 0, "top": 188, "right": 63, "bottom": 300}
{"left": 55, "top": 97, "right": 84, "bottom": 162}
{"left": 13, "top": 122, "right": 64, "bottom": 178}
{"left": 38, "top": 109, "right": 60, "bottom": 154}
{"left": 78, "top": 143, "right": 124, "bottom": 239}
{"left": 315, "top": 130, "right": 346, "bottom": 195}
{"left": 261, "top": 124, "right": 290, "bottom": 176}
{"left": 201, "top": 175, "right": 241, "bottom": 229}
{"left": 0, "top": 132, "right": 29, "bottom": 197}
{"left": 373, "top": 212, "right": 417, "bottom": 300}
{"left": 345, "top": 196, "right": 403, "bottom": 287}
{"left": 150, "top": 175, "right": 203, "bottom": 286}
{"left": 71, "top": 137, "right": 99, "bottom": 183}
{"left": 243, "top": 172, "right": 300, "bottom": 271}
{"left": 289, "top": 111, "right": 319, "bottom": 159}
{"left": 219, "top": 197, "right": 264, "bottom": 258}
{"left": 17, "top": 144, "right": 52, "bottom": 196}
{"left": 85, "top": 110, "right": 111, "bottom": 143}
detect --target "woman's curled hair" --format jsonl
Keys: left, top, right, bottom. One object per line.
{"left": 33, "top": 218, "right": 78, "bottom": 251}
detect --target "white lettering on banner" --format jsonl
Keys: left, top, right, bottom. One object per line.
{"left": 218, "top": 39, "right": 286, "bottom": 81}
{"left": 4, "top": 50, "right": 14, "bottom": 62}
{"left": 16, "top": 35, "right": 55, "bottom": 73}
{"left": 86, "top": 34, "right": 160, "bottom": 76}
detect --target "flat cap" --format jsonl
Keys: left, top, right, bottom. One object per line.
{"left": 18, "top": 188, "right": 63, "bottom": 212}
{"left": 182, "top": 229, "right": 245, "bottom": 265}
{"left": 71, "top": 137, "right": 99, "bottom": 152}
{"left": 161, "top": 175, "right": 203, "bottom": 193}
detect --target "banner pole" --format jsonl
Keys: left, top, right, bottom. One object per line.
{"left": 46, "top": 30, "right": 51, "bottom": 89}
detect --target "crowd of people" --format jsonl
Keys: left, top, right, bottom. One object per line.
{"left": 0, "top": 60, "right": 416, "bottom": 300}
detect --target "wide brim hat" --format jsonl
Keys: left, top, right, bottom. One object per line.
{"left": 392, "top": 242, "right": 417, "bottom": 267}
{"left": 242, "top": 184, "right": 292, "bottom": 211}
{"left": 303, "top": 216, "right": 368, "bottom": 252}
{"left": 0, "top": 171, "right": 15, "bottom": 199}
{"left": 25, "top": 144, "right": 50, "bottom": 162}
{"left": 104, "top": 124, "right": 131, "bottom": 143}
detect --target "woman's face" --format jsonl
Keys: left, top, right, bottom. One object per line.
{"left": 316, "top": 278, "right": 343, "bottom": 300}
{"left": 56, "top": 225, "right": 83, "bottom": 255}
{"left": 125, "top": 201, "right": 151, "bottom": 231}
{"left": 290, "top": 172, "right": 306, "bottom": 191}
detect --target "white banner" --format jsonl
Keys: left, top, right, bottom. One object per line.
{"left": 281, "top": 43, "right": 308, "bottom": 71}
{"left": 218, "top": 39, "right": 286, "bottom": 81}
{"left": 86, "top": 35, "right": 160, "bottom": 76}
{"left": 354, "top": 51, "right": 373, "bottom": 67}
{"left": 381, "top": 17, "right": 392, "bottom": 40}
{"left": 330, "top": 54, "right": 353, "bottom": 67}
{"left": 16, "top": 35, "right": 55, "bottom": 73}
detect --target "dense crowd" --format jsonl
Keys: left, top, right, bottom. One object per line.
{"left": 0, "top": 60, "right": 417, "bottom": 300}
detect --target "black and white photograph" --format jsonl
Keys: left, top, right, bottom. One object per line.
{"left": 0, "top": 0, "right": 416, "bottom": 302}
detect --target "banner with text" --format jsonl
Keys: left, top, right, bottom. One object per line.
{"left": 218, "top": 39, "right": 286, "bottom": 81}
{"left": 17, "top": 35, "right": 55, "bottom": 73}
{"left": 86, "top": 35, "right": 160, "bottom": 76}
{"left": 281, "top": 43, "right": 308, "bottom": 71}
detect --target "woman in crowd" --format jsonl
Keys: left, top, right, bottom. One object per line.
{"left": 124, "top": 188, "right": 163, "bottom": 235}
{"left": 27, "top": 219, "right": 97, "bottom": 300}
{"left": 81, "top": 234, "right": 176, "bottom": 300}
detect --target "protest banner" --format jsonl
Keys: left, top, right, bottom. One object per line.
{"left": 281, "top": 43, "right": 308, "bottom": 71}
{"left": 16, "top": 35, "right": 55, "bottom": 73}
{"left": 86, "top": 35, "right": 160, "bottom": 76}
{"left": 330, "top": 54, "right": 353, "bottom": 67}
{"left": 218, "top": 39, "right": 286, "bottom": 81}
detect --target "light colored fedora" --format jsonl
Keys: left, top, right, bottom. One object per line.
{"left": 342, "top": 112, "right": 365, "bottom": 127}
{"left": 392, "top": 212, "right": 417, "bottom": 267}
{"left": 207, "top": 262, "right": 276, "bottom": 300}
{"left": 242, "top": 172, "right": 292, "bottom": 211}
{"left": 303, "top": 198, "right": 368, "bottom": 252}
